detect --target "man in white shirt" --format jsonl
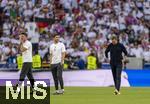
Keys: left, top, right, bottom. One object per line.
{"left": 131, "top": 44, "right": 143, "bottom": 58}
{"left": 16, "top": 33, "right": 35, "bottom": 93}
{"left": 50, "top": 34, "right": 66, "bottom": 95}
{"left": 143, "top": 47, "right": 150, "bottom": 62}
{"left": 24, "top": 22, "right": 37, "bottom": 39}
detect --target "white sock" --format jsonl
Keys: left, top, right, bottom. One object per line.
{"left": 17, "top": 87, "right": 20, "bottom": 93}
{"left": 33, "top": 85, "right": 37, "bottom": 90}
{"left": 18, "top": 81, "right": 23, "bottom": 86}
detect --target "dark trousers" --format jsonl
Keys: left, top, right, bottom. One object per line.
{"left": 110, "top": 63, "right": 122, "bottom": 91}
{"left": 19, "top": 62, "right": 35, "bottom": 88}
{"left": 51, "top": 63, "right": 64, "bottom": 90}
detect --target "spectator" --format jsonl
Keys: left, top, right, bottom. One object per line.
{"left": 143, "top": 47, "right": 150, "bottom": 63}
{"left": 130, "top": 43, "right": 143, "bottom": 58}
{"left": 87, "top": 52, "right": 98, "bottom": 70}
{"left": 6, "top": 51, "right": 17, "bottom": 68}
{"left": 75, "top": 56, "right": 85, "bottom": 70}
{"left": 0, "top": 0, "right": 149, "bottom": 69}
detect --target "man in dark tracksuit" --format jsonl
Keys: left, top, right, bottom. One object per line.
{"left": 105, "top": 35, "right": 128, "bottom": 95}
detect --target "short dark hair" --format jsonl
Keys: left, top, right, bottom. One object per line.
{"left": 111, "top": 35, "right": 117, "bottom": 40}
{"left": 20, "top": 32, "right": 28, "bottom": 37}
{"left": 53, "top": 33, "right": 59, "bottom": 38}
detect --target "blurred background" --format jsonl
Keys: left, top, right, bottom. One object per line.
{"left": 0, "top": 0, "right": 150, "bottom": 87}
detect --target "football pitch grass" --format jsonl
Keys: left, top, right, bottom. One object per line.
{"left": 50, "top": 87, "right": 150, "bottom": 104}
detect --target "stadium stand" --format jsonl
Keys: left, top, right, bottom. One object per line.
{"left": 0, "top": 0, "right": 149, "bottom": 70}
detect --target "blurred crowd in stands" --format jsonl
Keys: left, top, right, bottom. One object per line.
{"left": 0, "top": 0, "right": 150, "bottom": 69}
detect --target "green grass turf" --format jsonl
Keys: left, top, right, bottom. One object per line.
{"left": 50, "top": 87, "right": 150, "bottom": 104}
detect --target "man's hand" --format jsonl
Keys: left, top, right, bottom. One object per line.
{"left": 61, "top": 61, "right": 64, "bottom": 65}
{"left": 20, "top": 44, "right": 24, "bottom": 52}
{"left": 106, "top": 58, "right": 110, "bottom": 63}
{"left": 123, "top": 56, "right": 129, "bottom": 64}
{"left": 123, "top": 59, "right": 129, "bottom": 64}
{"left": 19, "top": 43, "right": 27, "bottom": 52}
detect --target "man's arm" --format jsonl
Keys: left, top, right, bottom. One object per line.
{"left": 121, "top": 44, "right": 128, "bottom": 56}
{"left": 121, "top": 44, "right": 129, "bottom": 65}
{"left": 61, "top": 43, "right": 66, "bottom": 64}
{"left": 105, "top": 44, "right": 111, "bottom": 58}
{"left": 61, "top": 52, "right": 66, "bottom": 64}
{"left": 49, "top": 53, "right": 52, "bottom": 65}
{"left": 20, "top": 43, "right": 28, "bottom": 53}
{"left": 49, "top": 46, "right": 52, "bottom": 65}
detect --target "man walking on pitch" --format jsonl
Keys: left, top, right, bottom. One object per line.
{"left": 16, "top": 32, "right": 35, "bottom": 93}
{"left": 50, "top": 34, "right": 66, "bottom": 95}
{"left": 105, "top": 35, "right": 128, "bottom": 95}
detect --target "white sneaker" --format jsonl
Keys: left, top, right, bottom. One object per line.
{"left": 53, "top": 90, "right": 60, "bottom": 95}
{"left": 59, "top": 89, "right": 64, "bottom": 94}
